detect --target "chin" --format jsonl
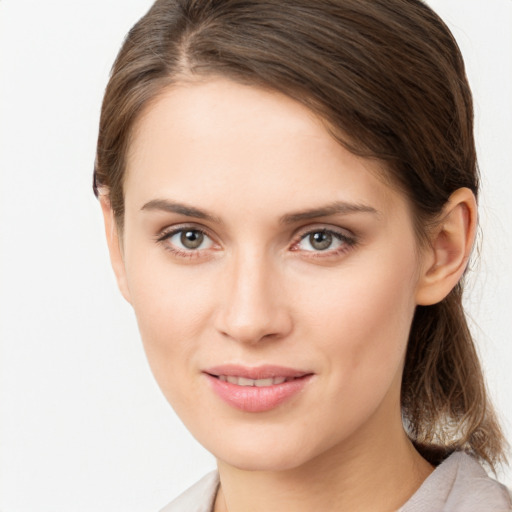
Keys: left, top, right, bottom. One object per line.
{"left": 201, "top": 427, "right": 327, "bottom": 473}
{"left": 219, "top": 448, "right": 310, "bottom": 472}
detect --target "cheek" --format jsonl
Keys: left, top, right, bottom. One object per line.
{"left": 302, "top": 247, "right": 416, "bottom": 332}
{"left": 298, "top": 245, "right": 418, "bottom": 411}
{"left": 123, "top": 249, "right": 216, "bottom": 398}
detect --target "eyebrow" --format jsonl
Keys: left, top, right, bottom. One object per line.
{"left": 141, "top": 198, "right": 378, "bottom": 225}
{"left": 279, "top": 201, "right": 379, "bottom": 224}
{"left": 141, "top": 199, "right": 222, "bottom": 224}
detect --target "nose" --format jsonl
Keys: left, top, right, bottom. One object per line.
{"left": 214, "top": 250, "right": 293, "bottom": 345}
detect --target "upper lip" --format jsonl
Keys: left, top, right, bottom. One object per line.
{"left": 204, "top": 364, "right": 312, "bottom": 380}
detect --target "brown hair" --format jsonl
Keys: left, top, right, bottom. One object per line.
{"left": 94, "top": 0, "right": 507, "bottom": 469}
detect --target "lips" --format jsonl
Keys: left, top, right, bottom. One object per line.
{"left": 204, "top": 365, "right": 313, "bottom": 413}
{"left": 218, "top": 375, "right": 288, "bottom": 386}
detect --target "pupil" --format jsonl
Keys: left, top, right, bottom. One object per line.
{"left": 181, "top": 230, "right": 203, "bottom": 249}
{"left": 310, "top": 231, "right": 332, "bottom": 250}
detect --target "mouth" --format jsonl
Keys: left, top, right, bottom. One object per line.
{"left": 204, "top": 365, "right": 313, "bottom": 412}
{"left": 205, "top": 364, "right": 311, "bottom": 379}
{"left": 215, "top": 375, "right": 294, "bottom": 387}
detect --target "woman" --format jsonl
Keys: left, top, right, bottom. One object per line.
{"left": 93, "top": 0, "right": 511, "bottom": 510}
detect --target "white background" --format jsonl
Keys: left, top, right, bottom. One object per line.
{"left": 0, "top": 1, "right": 511, "bottom": 510}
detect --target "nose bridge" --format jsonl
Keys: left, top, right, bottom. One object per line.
{"left": 216, "top": 246, "right": 291, "bottom": 344}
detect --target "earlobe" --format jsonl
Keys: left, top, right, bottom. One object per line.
{"left": 99, "top": 196, "right": 132, "bottom": 304}
{"left": 415, "top": 188, "right": 477, "bottom": 306}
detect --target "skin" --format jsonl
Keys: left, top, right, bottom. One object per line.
{"left": 101, "top": 78, "right": 477, "bottom": 511}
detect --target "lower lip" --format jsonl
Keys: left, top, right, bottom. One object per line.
{"left": 205, "top": 374, "right": 312, "bottom": 413}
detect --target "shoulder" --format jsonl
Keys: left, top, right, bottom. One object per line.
{"left": 401, "top": 452, "right": 512, "bottom": 512}
{"left": 159, "top": 471, "right": 219, "bottom": 512}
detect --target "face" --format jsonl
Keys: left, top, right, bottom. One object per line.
{"left": 114, "top": 78, "right": 426, "bottom": 472}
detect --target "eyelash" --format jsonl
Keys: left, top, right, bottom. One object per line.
{"left": 156, "top": 225, "right": 216, "bottom": 259}
{"left": 155, "top": 225, "right": 357, "bottom": 260}
{"left": 291, "top": 227, "right": 357, "bottom": 258}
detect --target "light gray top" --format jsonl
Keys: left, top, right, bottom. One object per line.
{"left": 160, "top": 452, "right": 512, "bottom": 512}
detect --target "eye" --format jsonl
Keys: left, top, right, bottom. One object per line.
{"left": 294, "top": 228, "right": 355, "bottom": 254}
{"left": 303, "top": 231, "right": 335, "bottom": 251}
{"left": 158, "top": 227, "right": 215, "bottom": 254}
{"left": 175, "top": 229, "right": 209, "bottom": 249}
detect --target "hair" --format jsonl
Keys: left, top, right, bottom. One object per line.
{"left": 94, "top": 0, "right": 507, "bottom": 469}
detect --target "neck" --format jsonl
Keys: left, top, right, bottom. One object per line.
{"left": 213, "top": 406, "right": 433, "bottom": 512}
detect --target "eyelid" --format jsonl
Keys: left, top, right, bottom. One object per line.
{"left": 290, "top": 224, "right": 358, "bottom": 255}
{"left": 156, "top": 222, "right": 215, "bottom": 242}
{"left": 155, "top": 223, "right": 221, "bottom": 259}
{"left": 293, "top": 223, "right": 356, "bottom": 242}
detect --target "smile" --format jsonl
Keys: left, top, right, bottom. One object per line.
{"left": 216, "top": 376, "right": 290, "bottom": 386}
{"left": 204, "top": 365, "right": 313, "bottom": 412}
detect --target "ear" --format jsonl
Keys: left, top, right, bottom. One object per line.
{"left": 415, "top": 187, "right": 477, "bottom": 306}
{"left": 99, "top": 196, "right": 132, "bottom": 304}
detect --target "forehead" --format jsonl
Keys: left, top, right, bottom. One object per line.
{"left": 124, "top": 78, "right": 407, "bottom": 220}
